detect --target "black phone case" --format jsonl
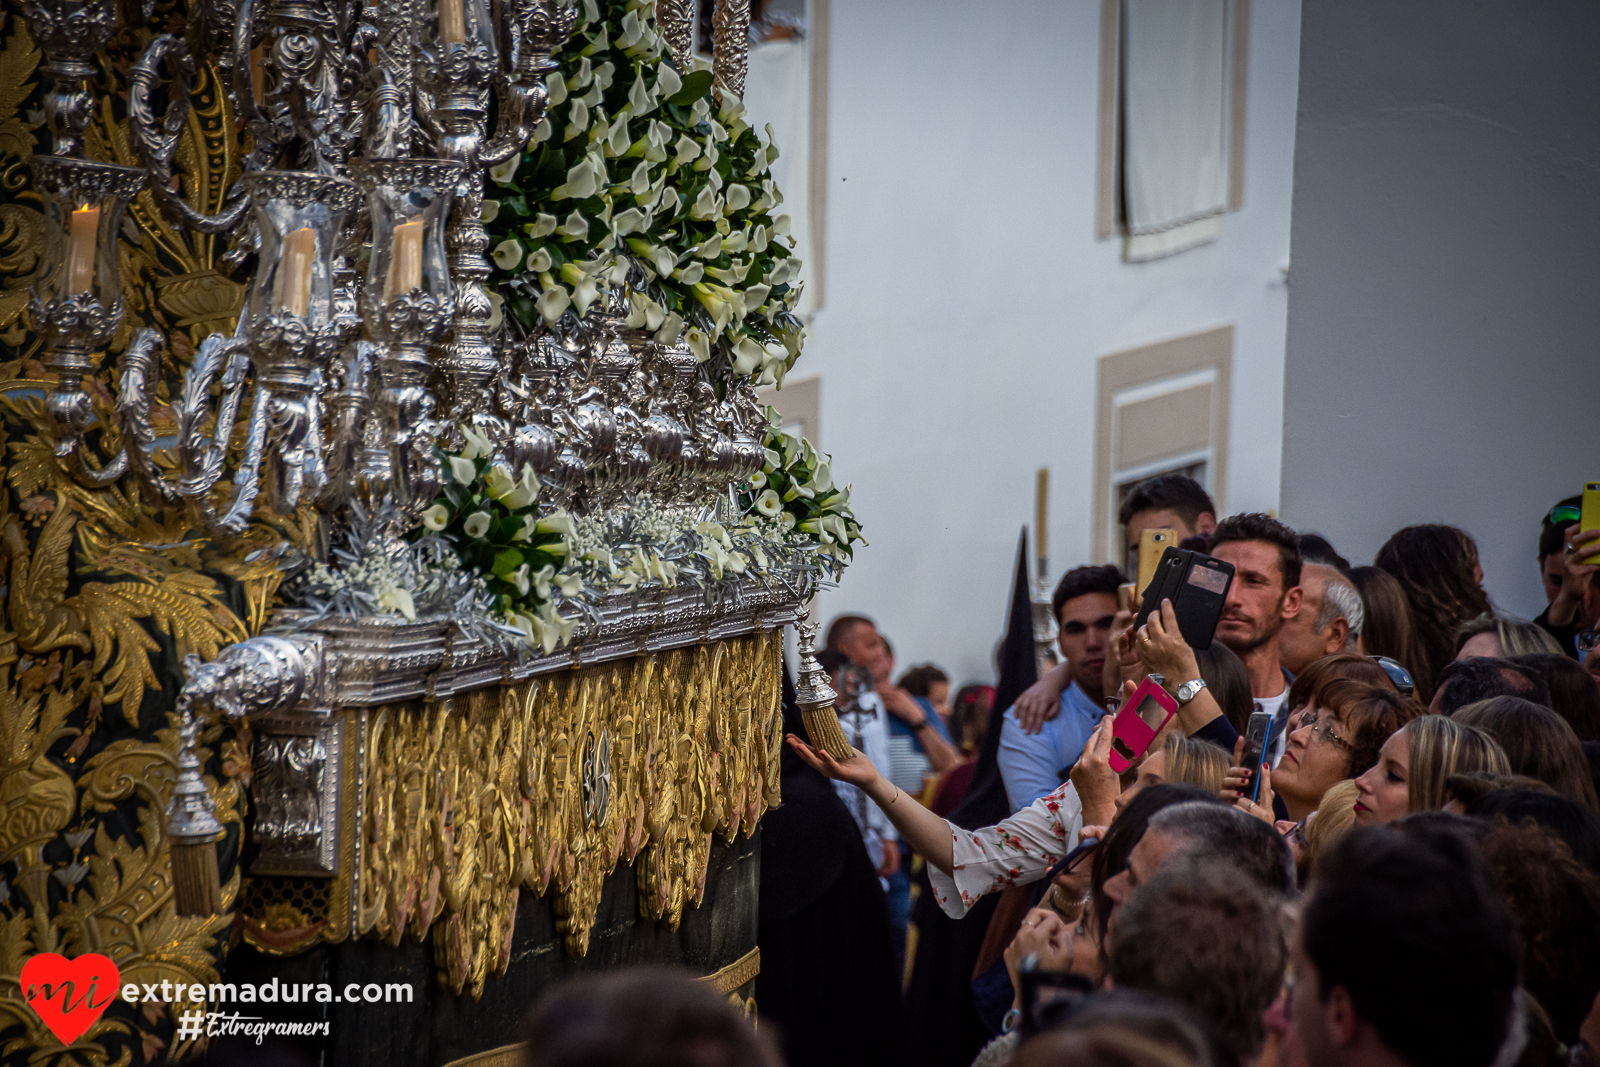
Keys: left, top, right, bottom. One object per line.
{"left": 1134, "top": 547, "right": 1235, "bottom": 651}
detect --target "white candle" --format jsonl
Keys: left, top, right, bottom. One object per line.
{"left": 249, "top": 45, "right": 266, "bottom": 107}
{"left": 386, "top": 219, "right": 425, "bottom": 299}
{"left": 274, "top": 226, "right": 316, "bottom": 316}
{"left": 64, "top": 206, "right": 99, "bottom": 295}
{"left": 438, "top": 0, "right": 466, "bottom": 44}
{"left": 1035, "top": 467, "right": 1049, "bottom": 565}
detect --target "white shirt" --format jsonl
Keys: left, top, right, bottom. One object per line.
{"left": 927, "top": 780, "right": 1086, "bottom": 919}
{"left": 834, "top": 692, "right": 898, "bottom": 868}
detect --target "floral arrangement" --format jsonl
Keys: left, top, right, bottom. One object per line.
{"left": 410, "top": 428, "right": 579, "bottom": 650}
{"left": 739, "top": 409, "right": 865, "bottom": 575}
{"left": 482, "top": 0, "right": 805, "bottom": 384}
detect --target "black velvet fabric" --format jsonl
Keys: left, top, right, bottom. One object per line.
{"left": 757, "top": 667, "right": 904, "bottom": 1067}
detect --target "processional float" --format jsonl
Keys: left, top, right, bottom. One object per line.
{"left": 0, "top": 0, "right": 860, "bottom": 1060}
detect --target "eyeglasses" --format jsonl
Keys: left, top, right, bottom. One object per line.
{"left": 1304, "top": 715, "right": 1352, "bottom": 752}
{"left": 1548, "top": 504, "right": 1582, "bottom": 528}
{"left": 1579, "top": 631, "right": 1600, "bottom": 654}
{"left": 1369, "top": 655, "right": 1415, "bottom": 696}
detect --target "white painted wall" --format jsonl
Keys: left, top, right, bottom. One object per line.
{"left": 788, "top": 0, "right": 1304, "bottom": 685}
{"left": 1280, "top": 0, "right": 1600, "bottom": 620}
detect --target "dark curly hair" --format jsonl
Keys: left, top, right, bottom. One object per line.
{"left": 1209, "top": 513, "right": 1302, "bottom": 591}
{"left": 1051, "top": 564, "right": 1127, "bottom": 625}
{"left": 1375, "top": 524, "right": 1492, "bottom": 700}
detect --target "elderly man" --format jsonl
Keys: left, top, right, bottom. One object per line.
{"left": 1278, "top": 563, "right": 1365, "bottom": 675}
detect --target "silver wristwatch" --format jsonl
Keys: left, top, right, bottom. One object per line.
{"left": 1175, "top": 678, "right": 1208, "bottom": 705}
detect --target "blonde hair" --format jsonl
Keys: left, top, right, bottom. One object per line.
{"left": 1404, "top": 715, "right": 1511, "bottom": 813}
{"left": 1454, "top": 612, "right": 1564, "bottom": 658}
{"left": 1305, "top": 780, "right": 1361, "bottom": 874}
{"left": 1160, "top": 732, "right": 1231, "bottom": 796}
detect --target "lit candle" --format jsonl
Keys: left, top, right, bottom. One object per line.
{"left": 64, "top": 205, "right": 99, "bottom": 295}
{"left": 249, "top": 45, "right": 266, "bottom": 107}
{"left": 438, "top": 0, "right": 466, "bottom": 44}
{"left": 274, "top": 226, "right": 316, "bottom": 316}
{"left": 1035, "top": 466, "right": 1049, "bottom": 567}
{"left": 386, "top": 219, "right": 425, "bottom": 298}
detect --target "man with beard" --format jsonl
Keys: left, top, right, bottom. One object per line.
{"left": 1208, "top": 514, "right": 1304, "bottom": 767}
{"left": 997, "top": 564, "right": 1123, "bottom": 811}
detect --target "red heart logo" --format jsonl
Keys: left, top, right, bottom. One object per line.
{"left": 21, "top": 953, "right": 120, "bottom": 1046}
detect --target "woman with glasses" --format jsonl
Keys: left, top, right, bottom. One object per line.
{"left": 1230, "top": 680, "right": 1423, "bottom": 823}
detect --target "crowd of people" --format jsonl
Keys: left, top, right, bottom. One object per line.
{"left": 219, "top": 475, "right": 1597, "bottom": 1067}
{"left": 769, "top": 473, "right": 1600, "bottom": 1067}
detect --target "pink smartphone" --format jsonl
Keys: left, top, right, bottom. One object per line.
{"left": 1106, "top": 676, "right": 1179, "bottom": 773}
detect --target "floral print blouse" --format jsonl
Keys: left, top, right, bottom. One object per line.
{"left": 927, "top": 780, "right": 1085, "bottom": 919}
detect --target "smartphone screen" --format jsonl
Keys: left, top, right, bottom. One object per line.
{"left": 1240, "top": 711, "right": 1273, "bottom": 803}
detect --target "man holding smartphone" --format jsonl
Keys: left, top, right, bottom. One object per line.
{"left": 1208, "top": 514, "right": 1304, "bottom": 768}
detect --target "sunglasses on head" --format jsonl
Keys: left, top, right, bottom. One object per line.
{"left": 1369, "top": 655, "right": 1415, "bottom": 696}
{"left": 1548, "top": 504, "right": 1582, "bottom": 528}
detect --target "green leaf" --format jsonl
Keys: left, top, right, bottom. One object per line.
{"left": 665, "top": 70, "right": 713, "bottom": 107}
{"left": 491, "top": 547, "right": 525, "bottom": 576}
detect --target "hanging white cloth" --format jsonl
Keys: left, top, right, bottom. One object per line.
{"left": 1122, "top": 0, "right": 1229, "bottom": 262}
{"left": 742, "top": 35, "right": 815, "bottom": 317}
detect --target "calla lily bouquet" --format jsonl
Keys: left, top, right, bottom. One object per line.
{"left": 482, "top": 0, "right": 806, "bottom": 385}
{"left": 740, "top": 408, "right": 865, "bottom": 575}
{"left": 412, "top": 428, "right": 578, "bottom": 651}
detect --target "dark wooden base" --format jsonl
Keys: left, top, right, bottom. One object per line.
{"left": 219, "top": 830, "right": 760, "bottom": 1066}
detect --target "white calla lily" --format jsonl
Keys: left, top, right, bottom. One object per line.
{"left": 674, "top": 261, "right": 704, "bottom": 285}
{"left": 685, "top": 326, "right": 710, "bottom": 362}
{"left": 754, "top": 489, "right": 782, "bottom": 517}
{"left": 559, "top": 211, "right": 589, "bottom": 239}
{"left": 461, "top": 425, "right": 494, "bottom": 460}
{"left": 463, "top": 511, "right": 492, "bottom": 538}
{"left": 654, "top": 312, "right": 684, "bottom": 345}
{"left": 488, "top": 156, "right": 520, "bottom": 184}
{"left": 723, "top": 183, "right": 751, "bottom": 211}
{"left": 513, "top": 514, "right": 539, "bottom": 542}
{"left": 449, "top": 456, "right": 477, "bottom": 485}
{"left": 503, "top": 466, "right": 540, "bottom": 510}
{"left": 656, "top": 62, "right": 682, "bottom": 98}
{"left": 376, "top": 581, "right": 417, "bottom": 621}
{"left": 485, "top": 463, "right": 517, "bottom": 500}
{"left": 536, "top": 511, "right": 576, "bottom": 537}
{"left": 527, "top": 247, "right": 552, "bottom": 273}
{"left": 421, "top": 503, "right": 449, "bottom": 531}
{"left": 537, "top": 284, "right": 571, "bottom": 323}
{"left": 508, "top": 562, "right": 530, "bottom": 597}
{"left": 526, "top": 213, "right": 558, "bottom": 238}
{"left": 481, "top": 199, "right": 500, "bottom": 223}
{"left": 731, "top": 336, "right": 764, "bottom": 375}
{"left": 490, "top": 239, "right": 523, "bottom": 271}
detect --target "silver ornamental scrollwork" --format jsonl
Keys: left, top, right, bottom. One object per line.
{"left": 21, "top": 0, "right": 120, "bottom": 156}
{"left": 581, "top": 727, "right": 611, "bottom": 827}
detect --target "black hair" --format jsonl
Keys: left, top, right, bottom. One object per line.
{"left": 1051, "top": 564, "right": 1127, "bottom": 626}
{"left": 1303, "top": 826, "right": 1522, "bottom": 1067}
{"left": 896, "top": 664, "right": 948, "bottom": 697}
{"left": 1508, "top": 652, "right": 1600, "bottom": 742}
{"left": 1464, "top": 788, "right": 1600, "bottom": 874}
{"left": 823, "top": 614, "right": 874, "bottom": 655}
{"left": 1297, "top": 533, "right": 1351, "bottom": 572}
{"left": 1210, "top": 513, "right": 1303, "bottom": 591}
{"left": 1435, "top": 657, "right": 1552, "bottom": 715}
{"left": 1540, "top": 495, "right": 1583, "bottom": 561}
{"left": 1194, "top": 643, "right": 1253, "bottom": 735}
{"left": 1118, "top": 474, "right": 1217, "bottom": 528}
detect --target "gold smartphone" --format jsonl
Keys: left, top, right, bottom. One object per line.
{"left": 1136, "top": 528, "right": 1175, "bottom": 600}
{"left": 1581, "top": 483, "right": 1600, "bottom": 565}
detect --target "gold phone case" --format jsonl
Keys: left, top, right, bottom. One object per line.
{"left": 1136, "top": 529, "right": 1175, "bottom": 600}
